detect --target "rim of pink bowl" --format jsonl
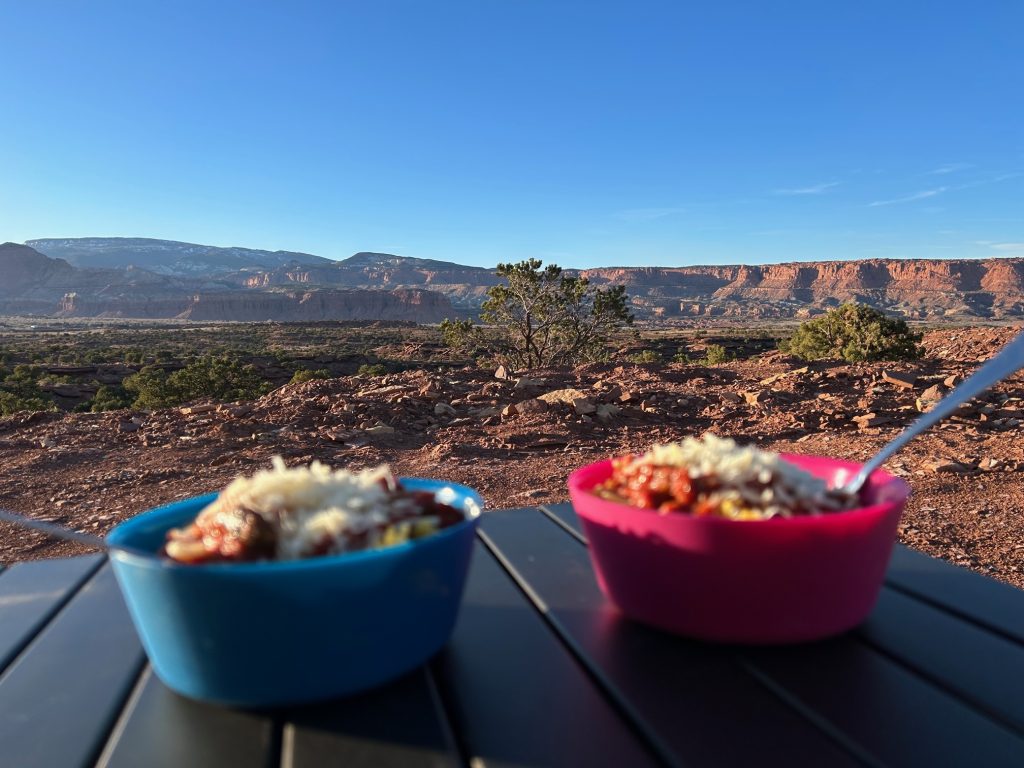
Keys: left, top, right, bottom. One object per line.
{"left": 567, "top": 454, "right": 911, "bottom": 525}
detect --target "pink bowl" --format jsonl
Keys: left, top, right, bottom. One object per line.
{"left": 567, "top": 454, "right": 910, "bottom": 644}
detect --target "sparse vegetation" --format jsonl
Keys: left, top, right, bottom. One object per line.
{"left": 90, "top": 385, "right": 133, "bottom": 412}
{"left": 289, "top": 368, "right": 333, "bottom": 385}
{"left": 440, "top": 258, "right": 633, "bottom": 371}
{"left": 703, "top": 344, "right": 730, "bottom": 365}
{"left": 780, "top": 303, "right": 922, "bottom": 362}
{"left": 0, "top": 365, "right": 56, "bottom": 416}
{"left": 124, "top": 356, "right": 269, "bottom": 409}
{"left": 357, "top": 363, "right": 388, "bottom": 377}
{"left": 627, "top": 349, "right": 662, "bottom": 364}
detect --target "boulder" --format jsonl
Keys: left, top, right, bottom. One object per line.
{"left": 538, "top": 388, "right": 589, "bottom": 406}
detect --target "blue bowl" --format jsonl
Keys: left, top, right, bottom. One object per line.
{"left": 107, "top": 478, "right": 482, "bottom": 707}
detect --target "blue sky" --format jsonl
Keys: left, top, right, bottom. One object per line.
{"left": 1, "top": 1, "right": 1021, "bottom": 268}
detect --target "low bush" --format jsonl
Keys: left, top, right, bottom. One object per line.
{"left": 780, "top": 303, "right": 922, "bottom": 362}
{"left": 703, "top": 344, "right": 730, "bottom": 365}
{"left": 289, "top": 368, "right": 334, "bottom": 385}
{"left": 124, "top": 356, "right": 269, "bottom": 409}
{"left": 626, "top": 349, "right": 663, "bottom": 364}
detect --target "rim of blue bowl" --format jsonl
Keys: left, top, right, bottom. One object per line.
{"left": 106, "top": 477, "right": 484, "bottom": 572}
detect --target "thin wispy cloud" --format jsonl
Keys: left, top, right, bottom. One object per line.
{"left": 872, "top": 171, "right": 1021, "bottom": 207}
{"left": 772, "top": 181, "right": 840, "bottom": 196}
{"left": 612, "top": 207, "right": 686, "bottom": 222}
{"left": 926, "top": 162, "right": 974, "bottom": 175}
{"left": 990, "top": 242, "right": 1024, "bottom": 251}
{"left": 868, "top": 187, "right": 948, "bottom": 207}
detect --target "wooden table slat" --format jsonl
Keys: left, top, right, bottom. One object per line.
{"left": 432, "top": 539, "right": 662, "bottom": 768}
{"left": 742, "top": 638, "right": 1024, "bottom": 766}
{"left": 479, "top": 508, "right": 864, "bottom": 768}
{"left": 284, "top": 667, "right": 458, "bottom": 768}
{"left": 0, "top": 564, "right": 146, "bottom": 768}
{"left": 0, "top": 554, "right": 103, "bottom": 673}
{"left": 97, "top": 667, "right": 277, "bottom": 768}
{"left": 886, "top": 545, "right": 1024, "bottom": 644}
{"left": 857, "top": 588, "right": 1024, "bottom": 733}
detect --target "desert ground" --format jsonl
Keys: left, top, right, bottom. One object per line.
{"left": 0, "top": 324, "right": 1022, "bottom": 588}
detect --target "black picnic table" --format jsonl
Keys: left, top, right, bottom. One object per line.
{"left": 1, "top": 503, "right": 1023, "bottom": 767}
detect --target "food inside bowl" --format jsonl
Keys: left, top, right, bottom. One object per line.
{"left": 595, "top": 434, "right": 856, "bottom": 519}
{"left": 164, "top": 458, "right": 465, "bottom": 564}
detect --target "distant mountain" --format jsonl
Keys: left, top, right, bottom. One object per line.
{"left": 238, "top": 251, "right": 500, "bottom": 309}
{"left": 7, "top": 239, "right": 1024, "bottom": 321}
{"left": 26, "top": 237, "right": 333, "bottom": 277}
{"left": 0, "top": 243, "right": 460, "bottom": 322}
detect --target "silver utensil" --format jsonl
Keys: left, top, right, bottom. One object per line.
{"left": 0, "top": 508, "right": 154, "bottom": 559}
{"left": 841, "top": 328, "right": 1024, "bottom": 495}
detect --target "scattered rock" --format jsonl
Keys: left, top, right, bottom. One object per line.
{"left": 538, "top": 388, "right": 589, "bottom": 406}
{"left": 743, "top": 390, "right": 768, "bottom": 407}
{"left": 916, "top": 384, "right": 945, "bottom": 412}
{"left": 928, "top": 460, "right": 972, "bottom": 474}
{"left": 513, "top": 377, "right": 542, "bottom": 393}
{"left": 596, "top": 403, "right": 622, "bottom": 422}
{"left": 882, "top": 371, "right": 918, "bottom": 390}
{"left": 433, "top": 402, "right": 457, "bottom": 417}
{"left": 180, "top": 404, "right": 218, "bottom": 415}
{"left": 573, "top": 398, "right": 597, "bottom": 415}
{"left": 515, "top": 398, "right": 549, "bottom": 415}
{"left": 759, "top": 366, "right": 808, "bottom": 386}
{"left": 494, "top": 365, "right": 510, "bottom": 380}
{"left": 363, "top": 424, "right": 396, "bottom": 436}
{"left": 852, "top": 413, "right": 893, "bottom": 428}
{"left": 117, "top": 421, "right": 140, "bottom": 433}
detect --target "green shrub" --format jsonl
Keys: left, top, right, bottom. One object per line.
{"left": 90, "top": 385, "right": 134, "bottom": 412}
{"left": 124, "top": 357, "right": 269, "bottom": 409}
{"left": 357, "top": 363, "right": 388, "bottom": 377}
{"left": 123, "top": 366, "right": 175, "bottom": 409}
{"left": 0, "top": 389, "right": 56, "bottom": 416}
{"left": 703, "top": 344, "right": 730, "bottom": 365}
{"left": 627, "top": 349, "right": 662, "bottom": 364}
{"left": 0, "top": 365, "right": 56, "bottom": 416}
{"left": 5, "top": 364, "right": 42, "bottom": 385}
{"left": 672, "top": 349, "right": 692, "bottom": 364}
{"left": 780, "top": 303, "right": 922, "bottom": 362}
{"left": 289, "top": 368, "right": 333, "bottom": 385}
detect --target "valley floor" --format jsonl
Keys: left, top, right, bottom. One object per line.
{"left": 1, "top": 326, "right": 1022, "bottom": 589}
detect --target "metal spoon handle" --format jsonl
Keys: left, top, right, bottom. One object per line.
{"left": 0, "top": 508, "right": 153, "bottom": 560}
{"left": 847, "top": 328, "right": 1024, "bottom": 491}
